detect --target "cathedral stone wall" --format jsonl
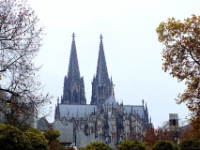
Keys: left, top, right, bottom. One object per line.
{"left": 76, "top": 132, "right": 96, "bottom": 148}
{"left": 53, "top": 121, "right": 73, "bottom": 144}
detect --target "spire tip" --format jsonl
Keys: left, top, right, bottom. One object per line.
{"left": 100, "top": 34, "right": 103, "bottom": 42}
{"left": 72, "top": 33, "right": 75, "bottom": 41}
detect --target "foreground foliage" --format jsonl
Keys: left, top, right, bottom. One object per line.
{"left": 44, "top": 129, "right": 60, "bottom": 143}
{"left": 180, "top": 139, "right": 200, "bottom": 150}
{"left": 25, "top": 129, "right": 48, "bottom": 150}
{"left": 118, "top": 140, "right": 147, "bottom": 150}
{"left": 0, "top": 124, "right": 32, "bottom": 149}
{"left": 4, "top": 124, "right": 200, "bottom": 150}
{"left": 152, "top": 140, "right": 178, "bottom": 150}
{"left": 180, "top": 125, "right": 200, "bottom": 143}
{"left": 0, "top": 124, "right": 68, "bottom": 150}
{"left": 81, "top": 142, "right": 112, "bottom": 150}
{"left": 44, "top": 129, "right": 66, "bottom": 150}
{"left": 143, "top": 127, "right": 174, "bottom": 147}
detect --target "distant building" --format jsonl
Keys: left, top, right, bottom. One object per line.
{"left": 37, "top": 117, "right": 52, "bottom": 133}
{"left": 169, "top": 113, "right": 179, "bottom": 144}
{"left": 52, "top": 34, "right": 153, "bottom": 148}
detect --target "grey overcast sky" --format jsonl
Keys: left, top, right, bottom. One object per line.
{"left": 29, "top": 0, "right": 200, "bottom": 127}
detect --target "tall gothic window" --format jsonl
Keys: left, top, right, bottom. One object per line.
{"left": 73, "top": 90, "right": 78, "bottom": 103}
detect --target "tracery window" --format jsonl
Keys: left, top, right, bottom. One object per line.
{"left": 73, "top": 90, "right": 78, "bottom": 103}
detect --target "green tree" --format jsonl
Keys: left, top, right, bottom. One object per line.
{"left": 152, "top": 141, "right": 178, "bottom": 150}
{"left": 81, "top": 142, "right": 112, "bottom": 150}
{"left": 44, "top": 129, "right": 65, "bottom": 150}
{"left": 180, "top": 139, "right": 200, "bottom": 150}
{"left": 0, "top": 124, "right": 32, "bottom": 150}
{"left": 156, "top": 15, "right": 200, "bottom": 121}
{"left": 44, "top": 129, "right": 60, "bottom": 143}
{"left": 25, "top": 128, "right": 48, "bottom": 150}
{"left": 118, "top": 140, "right": 147, "bottom": 150}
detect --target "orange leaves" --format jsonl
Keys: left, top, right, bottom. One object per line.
{"left": 143, "top": 128, "right": 174, "bottom": 147}
{"left": 187, "top": 77, "right": 200, "bottom": 90}
{"left": 156, "top": 15, "right": 200, "bottom": 117}
{"left": 180, "top": 125, "right": 200, "bottom": 143}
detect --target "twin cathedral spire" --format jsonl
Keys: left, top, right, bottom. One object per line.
{"left": 67, "top": 33, "right": 80, "bottom": 78}
{"left": 61, "top": 33, "right": 113, "bottom": 106}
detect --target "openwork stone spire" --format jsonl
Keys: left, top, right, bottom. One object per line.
{"left": 68, "top": 33, "right": 80, "bottom": 78}
{"left": 96, "top": 34, "right": 109, "bottom": 86}
{"left": 91, "top": 35, "right": 112, "bottom": 106}
{"left": 61, "top": 33, "right": 86, "bottom": 104}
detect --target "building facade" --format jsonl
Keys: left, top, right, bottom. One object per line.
{"left": 53, "top": 34, "right": 153, "bottom": 148}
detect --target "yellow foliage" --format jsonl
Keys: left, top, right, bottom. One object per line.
{"left": 156, "top": 14, "right": 200, "bottom": 118}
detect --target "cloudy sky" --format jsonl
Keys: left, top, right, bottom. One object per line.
{"left": 28, "top": 0, "right": 200, "bottom": 127}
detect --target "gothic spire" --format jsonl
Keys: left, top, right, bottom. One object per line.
{"left": 96, "top": 34, "right": 109, "bottom": 86}
{"left": 68, "top": 33, "right": 80, "bottom": 78}
{"left": 62, "top": 33, "right": 86, "bottom": 104}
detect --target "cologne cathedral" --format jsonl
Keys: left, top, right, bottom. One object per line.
{"left": 53, "top": 33, "right": 153, "bottom": 147}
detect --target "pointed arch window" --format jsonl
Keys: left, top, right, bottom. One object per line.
{"left": 73, "top": 90, "right": 78, "bottom": 103}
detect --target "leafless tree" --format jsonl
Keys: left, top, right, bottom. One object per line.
{"left": 162, "top": 121, "right": 169, "bottom": 131}
{"left": 0, "top": 0, "right": 51, "bottom": 128}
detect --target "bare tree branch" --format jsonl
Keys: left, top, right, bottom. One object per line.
{"left": 0, "top": 0, "right": 52, "bottom": 127}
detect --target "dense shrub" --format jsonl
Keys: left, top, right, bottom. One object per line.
{"left": 152, "top": 140, "right": 178, "bottom": 150}
{"left": 180, "top": 139, "right": 200, "bottom": 150}
{"left": 0, "top": 124, "right": 32, "bottom": 150}
{"left": 118, "top": 140, "right": 147, "bottom": 150}
{"left": 81, "top": 142, "right": 112, "bottom": 150}
{"left": 26, "top": 130, "right": 48, "bottom": 150}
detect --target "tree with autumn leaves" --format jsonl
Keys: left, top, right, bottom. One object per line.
{"left": 180, "top": 125, "right": 199, "bottom": 142}
{"left": 156, "top": 14, "right": 200, "bottom": 125}
{"left": 178, "top": 125, "right": 200, "bottom": 149}
{"left": 143, "top": 127, "right": 174, "bottom": 147}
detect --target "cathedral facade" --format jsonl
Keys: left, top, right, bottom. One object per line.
{"left": 54, "top": 33, "right": 153, "bottom": 147}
